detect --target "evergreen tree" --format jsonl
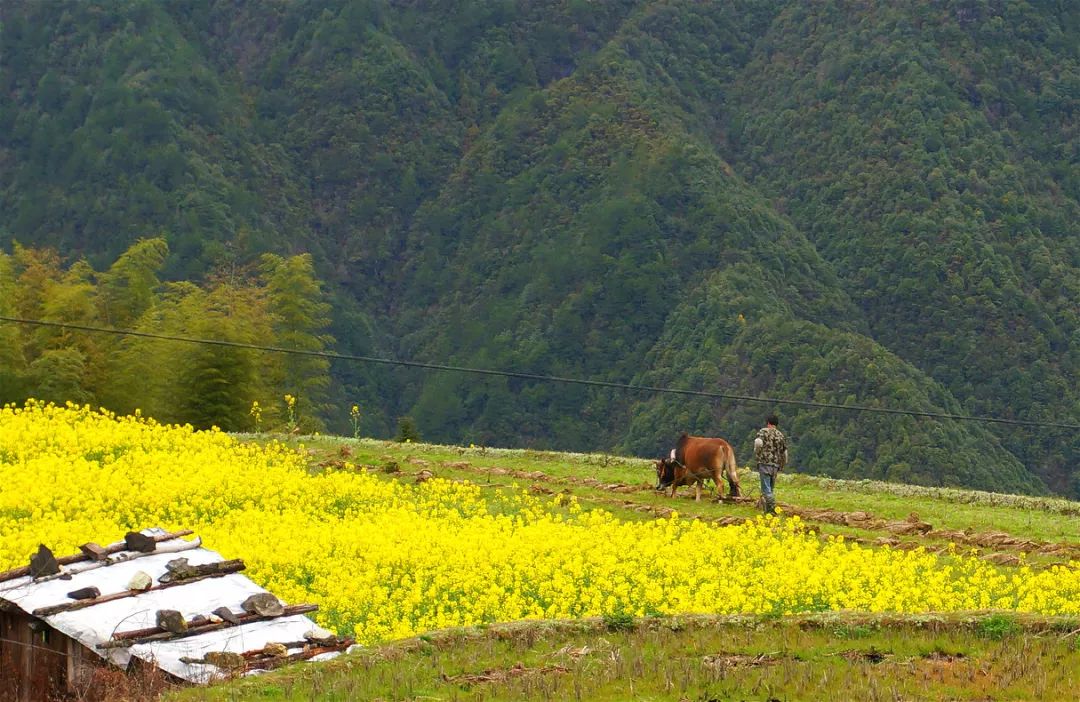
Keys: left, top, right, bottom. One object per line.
{"left": 29, "top": 349, "right": 92, "bottom": 405}
{"left": 259, "top": 253, "right": 334, "bottom": 431}
{"left": 395, "top": 416, "right": 421, "bottom": 443}
{"left": 9, "top": 246, "right": 103, "bottom": 404}
{"left": 172, "top": 283, "right": 268, "bottom": 431}
{"left": 0, "top": 253, "right": 27, "bottom": 403}
{"left": 38, "top": 260, "right": 105, "bottom": 401}
{"left": 10, "top": 244, "right": 63, "bottom": 363}
{"left": 99, "top": 237, "right": 168, "bottom": 328}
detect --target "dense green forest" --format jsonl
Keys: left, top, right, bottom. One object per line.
{"left": 1, "top": 0, "right": 1077, "bottom": 497}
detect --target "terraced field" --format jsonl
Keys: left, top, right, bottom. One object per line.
{"left": 3, "top": 404, "right": 1078, "bottom": 701}
{"left": 298, "top": 436, "right": 1080, "bottom": 570}
{"left": 167, "top": 437, "right": 1080, "bottom": 701}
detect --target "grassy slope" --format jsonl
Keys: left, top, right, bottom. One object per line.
{"left": 162, "top": 434, "right": 1079, "bottom": 701}
{"left": 296, "top": 435, "right": 1079, "bottom": 544}
{"left": 171, "top": 614, "right": 1080, "bottom": 701}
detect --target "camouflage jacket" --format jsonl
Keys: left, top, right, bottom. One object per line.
{"left": 754, "top": 426, "right": 787, "bottom": 470}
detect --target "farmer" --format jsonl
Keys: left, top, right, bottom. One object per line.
{"left": 753, "top": 414, "right": 788, "bottom": 515}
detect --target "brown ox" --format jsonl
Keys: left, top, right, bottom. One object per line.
{"left": 654, "top": 432, "right": 742, "bottom": 501}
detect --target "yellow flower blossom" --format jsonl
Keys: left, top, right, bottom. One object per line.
{"left": 1, "top": 401, "right": 1078, "bottom": 647}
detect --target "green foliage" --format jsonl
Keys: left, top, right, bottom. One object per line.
{"left": 720, "top": 1, "right": 1080, "bottom": 494}
{"left": 171, "top": 287, "right": 265, "bottom": 432}
{"left": 833, "top": 623, "right": 879, "bottom": 640}
{"left": 0, "top": 240, "right": 335, "bottom": 432}
{"left": 28, "top": 349, "right": 92, "bottom": 405}
{"left": 601, "top": 608, "right": 636, "bottom": 632}
{"left": 0, "top": 1, "right": 276, "bottom": 273}
{"left": 976, "top": 614, "right": 1021, "bottom": 641}
{"left": 1, "top": 0, "right": 1077, "bottom": 496}
{"left": 395, "top": 416, "right": 421, "bottom": 443}
{"left": 259, "top": 253, "right": 335, "bottom": 432}
{"left": 0, "top": 253, "right": 27, "bottom": 403}
{"left": 99, "top": 237, "right": 168, "bottom": 328}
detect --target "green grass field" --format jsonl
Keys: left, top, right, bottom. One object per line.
{"left": 169, "top": 613, "right": 1080, "bottom": 701}
{"left": 292, "top": 436, "right": 1078, "bottom": 552}
{"left": 162, "top": 435, "right": 1080, "bottom": 702}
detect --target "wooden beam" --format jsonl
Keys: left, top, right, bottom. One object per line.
{"left": 98, "top": 604, "right": 319, "bottom": 648}
{"left": 30, "top": 537, "right": 203, "bottom": 586}
{"left": 242, "top": 641, "right": 354, "bottom": 672}
{"left": 239, "top": 638, "right": 352, "bottom": 659}
{"left": 237, "top": 633, "right": 346, "bottom": 652}
{"left": 239, "top": 639, "right": 325, "bottom": 655}
{"left": 0, "top": 530, "right": 194, "bottom": 584}
{"left": 32, "top": 560, "right": 244, "bottom": 617}
{"left": 178, "top": 640, "right": 353, "bottom": 671}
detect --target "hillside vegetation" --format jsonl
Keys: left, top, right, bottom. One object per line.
{"left": 1, "top": 0, "right": 1077, "bottom": 496}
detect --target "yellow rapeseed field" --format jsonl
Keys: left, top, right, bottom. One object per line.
{"left": 1, "top": 402, "right": 1078, "bottom": 645}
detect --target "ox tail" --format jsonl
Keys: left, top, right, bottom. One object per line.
{"left": 724, "top": 445, "right": 742, "bottom": 498}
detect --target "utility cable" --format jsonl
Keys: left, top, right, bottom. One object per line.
{"left": 0, "top": 315, "right": 1076, "bottom": 430}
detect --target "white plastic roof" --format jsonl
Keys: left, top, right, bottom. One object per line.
{"left": 0, "top": 529, "right": 337, "bottom": 683}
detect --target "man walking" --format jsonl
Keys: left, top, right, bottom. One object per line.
{"left": 754, "top": 414, "right": 788, "bottom": 515}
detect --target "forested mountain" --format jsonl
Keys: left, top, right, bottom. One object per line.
{"left": 2, "top": 0, "right": 1077, "bottom": 496}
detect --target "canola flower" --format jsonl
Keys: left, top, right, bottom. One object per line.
{"left": 349, "top": 404, "right": 361, "bottom": 439}
{"left": 1, "top": 401, "right": 1079, "bottom": 646}
{"left": 249, "top": 401, "right": 262, "bottom": 432}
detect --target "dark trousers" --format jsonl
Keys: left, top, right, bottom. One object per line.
{"left": 757, "top": 464, "right": 778, "bottom": 514}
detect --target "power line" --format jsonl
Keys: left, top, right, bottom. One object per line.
{"left": 0, "top": 315, "right": 1076, "bottom": 430}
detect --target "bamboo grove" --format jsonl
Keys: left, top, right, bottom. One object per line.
{"left": 0, "top": 240, "right": 333, "bottom": 432}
